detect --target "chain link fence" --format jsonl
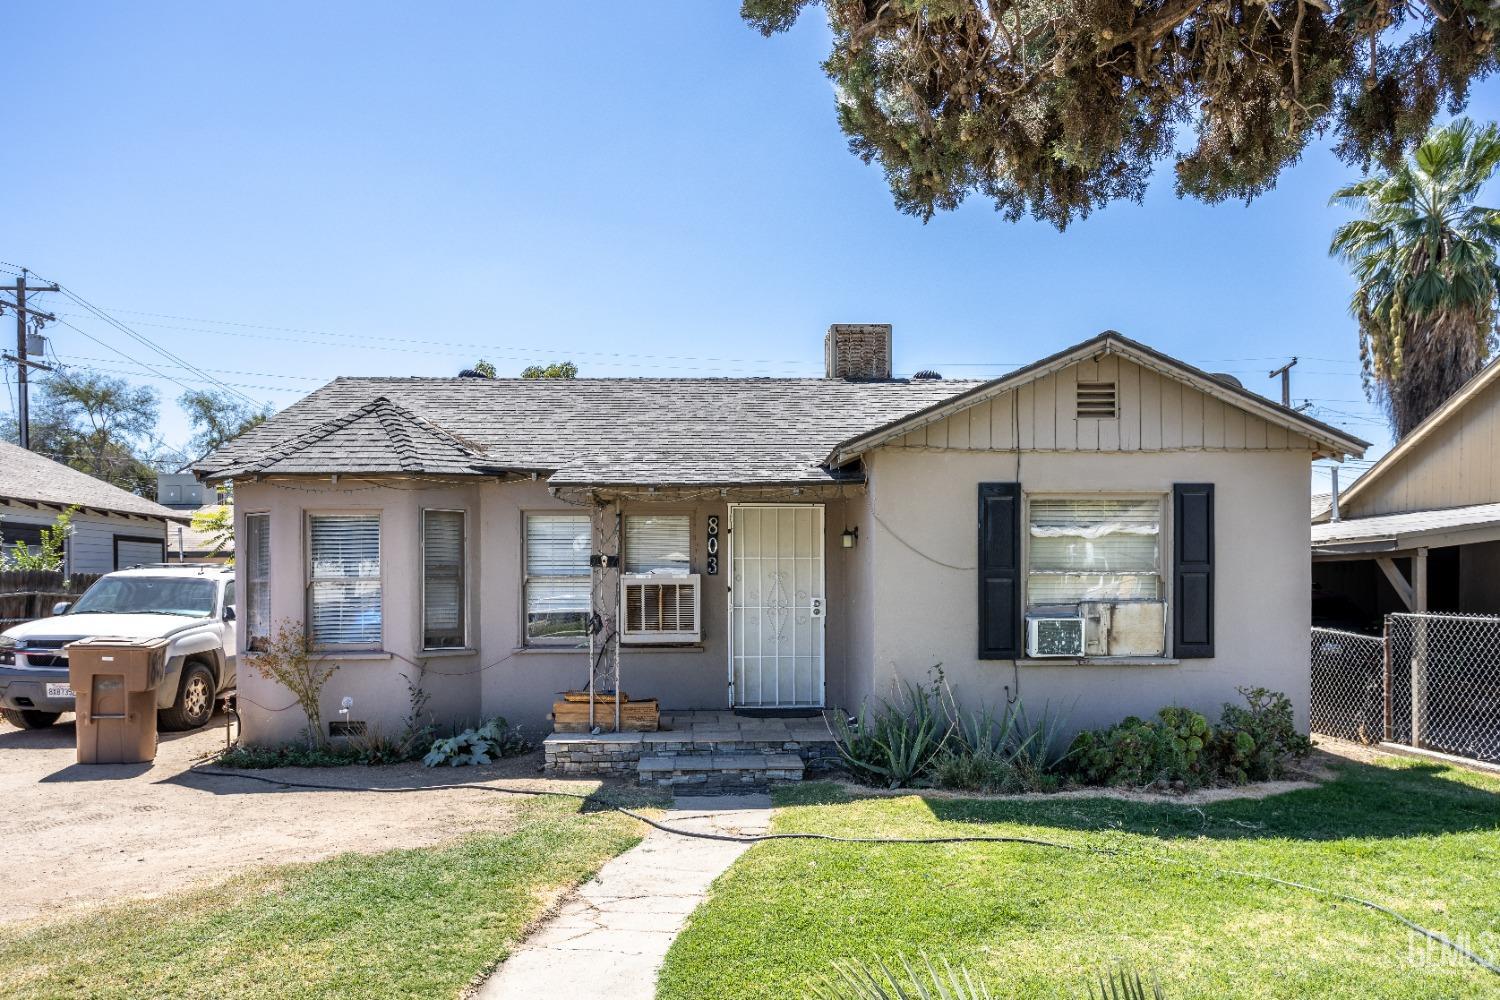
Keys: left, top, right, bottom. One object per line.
{"left": 1311, "top": 613, "right": 1500, "bottom": 765}
{"left": 1310, "top": 627, "right": 1386, "bottom": 745}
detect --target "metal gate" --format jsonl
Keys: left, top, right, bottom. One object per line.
{"left": 727, "top": 504, "right": 825, "bottom": 708}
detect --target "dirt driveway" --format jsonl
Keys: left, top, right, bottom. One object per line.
{"left": 0, "top": 715, "right": 570, "bottom": 927}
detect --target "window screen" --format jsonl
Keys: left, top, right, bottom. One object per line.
{"left": 307, "top": 514, "right": 381, "bottom": 647}
{"left": 1026, "top": 497, "right": 1162, "bottom": 606}
{"left": 244, "top": 513, "right": 271, "bottom": 650}
{"left": 623, "top": 514, "right": 691, "bottom": 576}
{"left": 422, "top": 510, "right": 465, "bottom": 648}
{"left": 524, "top": 513, "right": 590, "bottom": 645}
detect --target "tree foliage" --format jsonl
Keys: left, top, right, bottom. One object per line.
{"left": 1330, "top": 117, "right": 1500, "bottom": 437}
{"left": 463, "top": 359, "right": 499, "bottom": 378}
{"left": 24, "top": 372, "right": 165, "bottom": 493}
{"left": 742, "top": 0, "right": 1500, "bottom": 227}
{"left": 178, "top": 389, "right": 270, "bottom": 458}
{"left": 521, "top": 361, "right": 579, "bottom": 379}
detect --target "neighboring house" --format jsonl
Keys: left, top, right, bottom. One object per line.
{"left": 194, "top": 326, "right": 1366, "bottom": 744}
{"left": 1313, "top": 357, "right": 1500, "bottom": 627}
{"left": 0, "top": 441, "right": 188, "bottom": 573}
{"left": 157, "top": 472, "right": 232, "bottom": 563}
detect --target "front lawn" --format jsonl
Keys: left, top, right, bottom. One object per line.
{"left": 658, "top": 752, "right": 1500, "bottom": 999}
{"left": 0, "top": 795, "right": 641, "bottom": 1000}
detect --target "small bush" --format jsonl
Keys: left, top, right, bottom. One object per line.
{"left": 217, "top": 742, "right": 364, "bottom": 769}
{"left": 1205, "top": 687, "right": 1312, "bottom": 784}
{"left": 1067, "top": 689, "right": 1309, "bottom": 789}
{"left": 422, "top": 717, "right": 532, "bottom": 767}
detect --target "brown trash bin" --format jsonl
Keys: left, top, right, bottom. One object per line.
{"left": 67, "top": 636, "right": 170, "bottom": 765}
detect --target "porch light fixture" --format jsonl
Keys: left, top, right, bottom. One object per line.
{"left": 841, "top": 526, "right": 859, "bottom": 548}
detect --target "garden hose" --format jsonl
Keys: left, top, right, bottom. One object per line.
{"left": 186, "top": 765, "right": 1500, "bottom": 979}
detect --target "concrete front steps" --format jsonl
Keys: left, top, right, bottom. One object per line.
{"left": 542, "top": 710, "right": 839, "bottom": 794}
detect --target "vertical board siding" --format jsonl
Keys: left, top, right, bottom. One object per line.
{"left": 888, "top": 357, "right": 1315, "bottom": 455}
{"left": 1342, "top": 373, "right": 1500, "bottom": 517}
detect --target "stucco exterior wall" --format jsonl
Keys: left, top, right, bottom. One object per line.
{"left": 235, "top": 477, "right": 860, "bottom": 744}
{"left": 860, "top": 446, "right": 1315, "bottom": 733}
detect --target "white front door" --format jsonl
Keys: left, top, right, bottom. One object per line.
{"left": 728, "top": 504, "right": 826, "bottom": 707}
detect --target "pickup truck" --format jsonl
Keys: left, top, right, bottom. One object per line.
{"left": 0, "top": 564, "right": 237, "bottom": 731}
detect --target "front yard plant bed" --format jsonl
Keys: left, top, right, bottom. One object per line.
{"left": 656, "top": 750, "right": 1500, "bottom": 999}
{"left": 0, "top": 796, "right": 640, "bottom": 1000}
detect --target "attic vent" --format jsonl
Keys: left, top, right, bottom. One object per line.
{"left": 1076, "top": 382, "right": 1117, "bottom": 418}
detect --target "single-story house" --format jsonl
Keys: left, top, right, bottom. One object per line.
{"left": 1313, "top": 356, "right": 1500, "bottom": 624}
{"left": 0, "top": 441, "right": 188, "bottom": 573}
{"left": 195, "top": 326, "right": 1367, "bottom": 745}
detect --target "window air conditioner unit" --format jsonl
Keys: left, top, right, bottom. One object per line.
{"left": 621, "top": 574, "right": 701, "bottom": 644}
{"left": 1026, "top": 612, "right": 1084, "bottom": 657}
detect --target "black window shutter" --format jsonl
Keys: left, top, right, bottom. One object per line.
{"left": 978, "top": 482, "right": 1021, "bottom": 660}
{"left": 1173, "top": 483, "right": 1214, "bottom": 658}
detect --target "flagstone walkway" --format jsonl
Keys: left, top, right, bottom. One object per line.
{"left": 474, "top": 794, "right": 771, "bottom": 1000}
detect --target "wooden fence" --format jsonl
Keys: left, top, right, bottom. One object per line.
{"left": 0, "top": 570, "right": 103, "bottom": 632}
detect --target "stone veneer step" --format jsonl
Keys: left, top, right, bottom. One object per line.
{"left": 637, "top": 752, "right": 804, "bottom": 791}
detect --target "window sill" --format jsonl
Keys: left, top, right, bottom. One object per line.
{"left": 513, "top": 645, "right": 586, "bottom": 654}
{"left": 1016, "top": 657, "right": 1181, "bottom": 667}
{"left": 418, "top": 647, "right": 478, "bottom": 658}
{"left": 311, "top": 651, "right": 393, "bottom": 662}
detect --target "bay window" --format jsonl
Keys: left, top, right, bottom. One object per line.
{"left": 422, "top": 510, "right": 466, "bottom": 649}
{"left": 307, "top": 514, "right": 381, "bottom": 648}
{"left": 524, "top": 513, "right": 591, "bottom": 645}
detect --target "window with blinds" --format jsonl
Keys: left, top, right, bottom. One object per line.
{"left": 1026, "top": 496, "right": 1162, "bottom": 606}
{"left": 524, "top": 513, "right": 591, "bottom": 645}
{"left": 244, "top": 513, "right": 271, "bottom": 651}
{"left": 307, "top": 514, "right": 381, "bottom": 648}
{"left": 623, "top": 514, "right": 691, "bottom": 576}
{"left": 422, "top": 510, "right": 466, "bottom": 649}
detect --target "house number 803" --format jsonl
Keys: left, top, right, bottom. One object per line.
{"left": 706, "top": 515, "right": 720, "bottom": 575}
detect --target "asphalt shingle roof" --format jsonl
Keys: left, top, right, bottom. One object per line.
{"left": 0, "top": 440, "right": 184, "bottom": 521}
{"left": 1311, "top": 502, "right": 1500, "bottom": 546}
{"left": 195, "top": 377, "right": 985, "bottom": 485}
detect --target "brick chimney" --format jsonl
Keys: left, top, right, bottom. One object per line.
{"left": 825, "top": 323, "right": 893, "bottom": 380}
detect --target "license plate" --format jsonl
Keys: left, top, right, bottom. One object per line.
{"left": 45, "top": 683, "right": 74, "bottom": 700}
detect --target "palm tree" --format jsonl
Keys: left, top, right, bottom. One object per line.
{"left": 1330, "top": 119, "right": 1500, "bottom": 439}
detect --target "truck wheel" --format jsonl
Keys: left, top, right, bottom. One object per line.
{"left": 159, "top": 663, "right": 216, "bottom": 732}
{"left": 1, "top": 708, "right": 61, "bottom": 729}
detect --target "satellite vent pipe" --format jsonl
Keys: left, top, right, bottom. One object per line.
{"left": 1330, "top": 467, "right": 1340, "bottom": 522}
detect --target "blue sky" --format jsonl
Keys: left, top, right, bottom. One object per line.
{"left": 3, "top": 2, "right": 1498, "bottom": 490}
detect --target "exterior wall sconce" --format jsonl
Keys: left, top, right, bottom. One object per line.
{"left": 841, "top": 526, "right": 859, "bottom": 548}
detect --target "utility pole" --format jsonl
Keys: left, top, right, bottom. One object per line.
{"left": 0, "top": 269, "right": 60, "bottom": 450}
{"left": 1268, "top": 357, "right": 1298, "bottom": 407}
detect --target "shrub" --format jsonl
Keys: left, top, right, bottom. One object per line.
{"left": 216, "top": 742, "right": 364, "bottom": 768}
{"left": 422, "top": 717, "right": 531, "bottom": 767}
{"left": 1067, "top": 707, "right": 1212, "bottom": 788}
{"left": 1205, "top": 687, "right": 1312, "bottom": 784}
{"left": 248, "top": 621, "right": 336, "bottom": 747}
{"left": 1067, "top": 690, "right": 1310, "bottom": 789}
{"left": 831, "top": 678, "right": 952, "bottom": 788}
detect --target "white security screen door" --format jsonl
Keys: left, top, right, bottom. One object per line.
{"left": 728, "top": 504, "right": 826, "bottom": 707}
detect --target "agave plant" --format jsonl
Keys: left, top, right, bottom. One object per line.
{"left": 830, "top": 679, "right": 952, "bottom": 788}
{"left": 1088, "top": 969, "right": 1166, "bottom": 1000}
{"left": 810, "top": 954, "right": 994, "bottom": 1000}
{"left": 808, "top": 955, "right": 1164, "bottom": 1000}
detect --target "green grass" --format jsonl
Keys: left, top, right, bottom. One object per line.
{"left": 0, "top": 796, "right": 642, "bottom": 1000}
{"left": 658, "top": 755, "right": 1500, "bottom": 999}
